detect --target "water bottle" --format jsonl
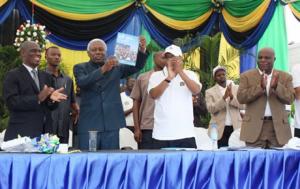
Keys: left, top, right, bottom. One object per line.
{"left": 210, "top": 123, "right": 218, "bottom": 150}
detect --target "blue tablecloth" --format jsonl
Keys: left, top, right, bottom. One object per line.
{"left": 0, "top": 150, "right": 300, "bottom": 189}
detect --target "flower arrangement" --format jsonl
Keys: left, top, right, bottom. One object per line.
{"left": 14, "top": 20, "right": 48, "bottom": 50}
{"left": 32, "top": 133, "right": 60, "bottom": 153}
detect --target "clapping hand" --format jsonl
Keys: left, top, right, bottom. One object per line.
{"left": 38, "top": 85, "right": 55, "bottom": 102}
{"left": 223, "top": 83, "right": 233, "bottom": 100}
{"left": 227, "top": 83, "right": 233, "bottom": 100}
{"left": 260, "top": 71, "right": 267, "bottom": 90}
{"left": 173, "top": 57, "right": 183, "bottom": 74}
{"left": 167, "top": 59, "right": 176, "bottom": 80}
{"left": 50, "top": 87, "right": 68, "bottom": 102}
{"left": 270, "top": 71, "right": 279, "bottom": 90}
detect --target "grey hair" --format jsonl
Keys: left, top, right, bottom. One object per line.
{"left": 20, "top": 41, "right": 38, "bottom": 52}
{"left": 87, "top": 39, "right": 107, "bottom": 52}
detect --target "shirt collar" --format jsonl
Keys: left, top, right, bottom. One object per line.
{"left": 45, "top": 67, "right": 64, "bottom": 77}
{"left": 257, "top": 68, "right": 273, "bottom": 76}
{"left": 23, "top": 63, "right": 38, "bottom": 73}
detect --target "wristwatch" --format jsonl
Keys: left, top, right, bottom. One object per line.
{"left": 164, "top": 78, "right": 171, "bottom": 83}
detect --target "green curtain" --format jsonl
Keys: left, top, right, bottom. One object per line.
{"left": 145, "top": 0, "right": 211, "bottom": 20}
{"left": 223, "top": 0, "right": 264, "bottom": 17}
{"left": 257, "top": 3, "right": 288, "bottom": 72}
{"left": 34, "top": 0, "right": 133, "bottom": 14}
{"left": 291, "top": 1, "right": 300, "bottom": 11}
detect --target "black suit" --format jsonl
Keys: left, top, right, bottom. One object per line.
{"left": 3, "top": 65, "right": 57, "bottom": 141}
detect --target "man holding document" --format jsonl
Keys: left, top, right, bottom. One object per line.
{"left": 73, "top": 36, "right": 148, "bottom": 150}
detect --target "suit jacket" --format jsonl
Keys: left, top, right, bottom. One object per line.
{"left": 237, "top": 69, "right": 294, "bottom": 145}
{"left": 205, "top": 84, "right": 243, "bottom": 139}
{"left": 3, "top": 65, "right": 57, "bottom": 141}
{"left": 73, "top": 51, "right": 148, "bottom": 134}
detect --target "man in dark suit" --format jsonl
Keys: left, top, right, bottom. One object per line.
{"left": 237, "top": 47, "right": 294, "bottom": 148}
{"left": 73, "top": 37, "right": 148, "bottom": 150}
{"left": 3, "top": 41, "right": 67, "bottom": 141}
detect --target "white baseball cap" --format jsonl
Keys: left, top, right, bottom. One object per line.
{"left": 213, "top": 65, "right": 226, "bottom": 77}
{"left": 164, "top": 44, "right": 183, "bottom": 57}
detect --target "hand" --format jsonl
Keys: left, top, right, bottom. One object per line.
{"left": 50, "top": 87, "right": 68, "bottom": 102}
{"left": 173, "top": 57, "right": 183, "bottom": 74}
{"left": 139, "top": 36, "right": 146, "bottom": 53}
{"left": 71, "top": 103, "right": 80, "bottom": 124}
{"left": 223, "top": 88, "right": 229, "bottom": 100}
{"left": 260, "top": 71, "right": 267, "bottom": 90}
{"left": 101, "top": 56, "right": 118, "bottom": 73}
{"left": 227, "top": 83, "right": 233, "bottom": 100}
{"left": 38, "top": 85, "right": 54, "bottom": 102}
{"left": 270, "top": 71, "right": 279, "bottom": 90}
{"left": 134, "top": 128, "right": 142, "bottom": 143}
{"left": 167, "top": 59, "right": 176, "bottom": 80}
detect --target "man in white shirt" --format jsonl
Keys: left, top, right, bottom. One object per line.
{"left": 205, "top": 66, "right": 243, "bottom": 147}
{"left": 121, "top": 77, "right": 135, "bottom": 132}
{"left": 292, "top": 64, "right": 300, "bottom": 137}
{"left": 237, "top": 47, "right": 294, "bottom": 148}
{"left": 148, "top": 45, "right": 202, "bottom": 148}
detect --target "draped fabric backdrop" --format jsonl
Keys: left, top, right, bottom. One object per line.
{"left": 0, "top": 0, "right": 298, "bottom": 75}
{"left": 258, "top": 3, "right": 289, "bottom": 72}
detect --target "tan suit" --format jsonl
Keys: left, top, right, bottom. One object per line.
{"left": 237, "top": 69, "right": 294, "bottom": 145}
{"left": 205, "top": 84, "right": 243, "bottom": 140}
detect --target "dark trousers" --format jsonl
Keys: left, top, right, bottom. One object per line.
{"left": 138, "top": 130, "right": 156, "bottom": 149}
{"left": 78, "top": 130, "right": 120, "bottom": 150}
{"left": 59, "top": 135, "right": 69, "bottom": 144}
{"left": 153, "top": 137, "right": 197, "bottom": 149}
{"left": 295, "top": 128, "right": 300, "bottom": 138}
{"left": 218, "top": 126, "right": 234, "bottom": 148}
{"left": 126, "top": 128, "right": 157, "bottom": 149}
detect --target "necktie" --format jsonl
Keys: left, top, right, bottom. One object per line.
{"left": 31, "top": 70, "right": 40, "bottom": 90}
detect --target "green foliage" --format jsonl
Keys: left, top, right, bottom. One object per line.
{"left": 0, "top": 45, "right": 22, "bottom": 131}
{"left": 175, "top": 33, "right": 222, "bottom": 127}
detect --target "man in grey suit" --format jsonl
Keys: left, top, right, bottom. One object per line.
{"left": 237, "top": 47, "right": 294, "bottom": 148}
{"left": 205, "top": 66, "right": 243, "bottom": 147}
{"left": 73, "top": 37, "right": 148, "bottom": 150}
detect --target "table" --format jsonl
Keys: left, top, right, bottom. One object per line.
{"left": 0, "top": 150, "right": 299, "bottom": 189}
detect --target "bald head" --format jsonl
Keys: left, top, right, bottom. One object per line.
{"left": 257, "top": 47, "right": 276, "bottom": 74}
{"left": 20, "top": 41, "right": 41, "bottom": 68}
{"left": 259, "top": 47, "right": 275, "bottom": 57}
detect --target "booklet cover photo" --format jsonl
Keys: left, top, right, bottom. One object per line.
{"left": 114, "top": 32, "right": 139, "bottom": 66}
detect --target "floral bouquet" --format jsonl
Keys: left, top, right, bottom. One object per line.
{"left": 1, "top": 133, "right": 60, "bottom": 153}
{"left": 32, "top": 133, "right": 60, "bottom": 153}
{"left": 14, "top": 20, "right": 48, "bottom": 50}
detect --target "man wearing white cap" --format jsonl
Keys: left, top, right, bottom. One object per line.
{"left": 205, "top": 66, "right": 243, "bottom": 147}
{"left": 147, "top": 44, "right": 202, "bottom": 148}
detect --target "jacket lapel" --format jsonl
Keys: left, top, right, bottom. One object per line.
{"left": 20, "top": 65, "right": 40, "bottom": 93}
{"left": 213, "top": 84, "right": 223, "bottom": 100}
